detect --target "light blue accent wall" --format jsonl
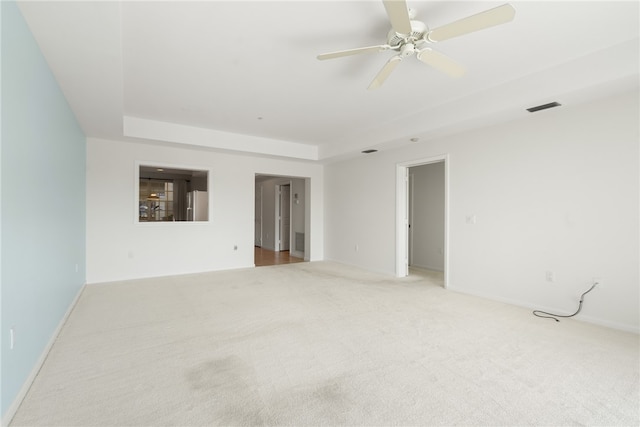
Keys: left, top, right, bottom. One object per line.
{"left": 1, "top": 1, "right": 86, "bottom": 417}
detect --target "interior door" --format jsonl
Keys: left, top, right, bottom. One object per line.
{"left": 279, "top": 184, "right": 291, "bottom": 251}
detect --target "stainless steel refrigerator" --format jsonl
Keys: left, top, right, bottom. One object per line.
{"left": 187, "top": 190, "right": 208, "bottom": 221}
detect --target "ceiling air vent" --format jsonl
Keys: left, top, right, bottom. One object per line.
{"left": 362, "top": 149, "right": 378, "bottom": 154}
{"left": 527, "top": 102, "right": 561, "bottom": 113}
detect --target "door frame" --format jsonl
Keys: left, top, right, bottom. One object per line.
{"left": 396, "top": 154, "right": 449, "bottom": 287}
{"left": 408, "top": 171, "right": 415, "bottom": 266}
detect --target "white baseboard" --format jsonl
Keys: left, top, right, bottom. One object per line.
{"left": 446, "top": 284, "right": 639, "bottom": 334}
{"left": 290, "top": 250, "right": 304, "bottom": 259}
{"left": 2, "top": 284, "right": 86, "bottom": 427}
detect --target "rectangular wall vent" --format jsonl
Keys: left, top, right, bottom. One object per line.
{"left": 295, "top": 232, "right": 305, "bottom": 252}
{"left": 527, "top": 101, "right": 561, "bottom": 113}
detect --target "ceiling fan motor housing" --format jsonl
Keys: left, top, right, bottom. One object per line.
{"left": 387, "top": 20, "right": 428, "bottom": 47}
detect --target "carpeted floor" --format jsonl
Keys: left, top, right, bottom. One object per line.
{"left": 10, "top": 261, "right": 640, "bottom": 426}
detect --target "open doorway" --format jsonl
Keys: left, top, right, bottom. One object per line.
{"left": 255, "top": 175, "right": 309, "bottom": 266}
{"left": 408, "top": 162, "right": 445, "bottom": 286}
{"left": 396, "top": 155, "right": 449, "bottom": 287}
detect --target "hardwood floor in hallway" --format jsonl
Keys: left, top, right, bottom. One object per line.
{"left": 254, "top": 246, "right": 304, "bottom": 267}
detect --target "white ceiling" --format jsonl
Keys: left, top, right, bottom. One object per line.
{"left": 17, "top": 1, "right": 639, "bottom": 163}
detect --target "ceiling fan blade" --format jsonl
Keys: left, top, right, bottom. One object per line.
{"left": 417, "top": 48, "right": 465, "bottom": 77}
{"left": 383, "top": 0, "right": 412, "bottom": 35}
{"left": 368, "top": 55, "right": 403, "bottom": 90}
{"left": 427, "top": 4, "right": 516, "bottom": 42}
{"left": 317, "top": 45, "right": 391, "bottom": 60}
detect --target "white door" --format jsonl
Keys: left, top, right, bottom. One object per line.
{"left": 279, "top": 184, "right": 291, "bottom": 251}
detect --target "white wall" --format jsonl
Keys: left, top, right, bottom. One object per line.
{"left": 325, "top": 91, "right": 639, "bottom": 332}
{"left": 291, "top": 178, "right": 306, "bottom": 258}
{"left": 254, "top": 181, "right": 263, "bottom": 246}
{"left": 410, "top": 162, "right": 445, "bottom": 271}
{"left": 86, "top": 138, "right": 323, "bottom": 283}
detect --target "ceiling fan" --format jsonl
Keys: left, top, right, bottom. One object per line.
{"left": 317, "top": 0, "right": 516, "bottom": 90}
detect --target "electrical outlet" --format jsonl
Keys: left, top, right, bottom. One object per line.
{"left": 545, "top": 271, "right": 555, "bottom": 282}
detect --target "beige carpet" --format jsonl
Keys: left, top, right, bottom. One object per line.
{"left": 10, "top": 261, "right": 639, "bottom": 426}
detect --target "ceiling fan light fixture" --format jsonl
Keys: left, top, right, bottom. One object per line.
{"left": 386, "top": 20, "right": 427, "bottom": 47}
